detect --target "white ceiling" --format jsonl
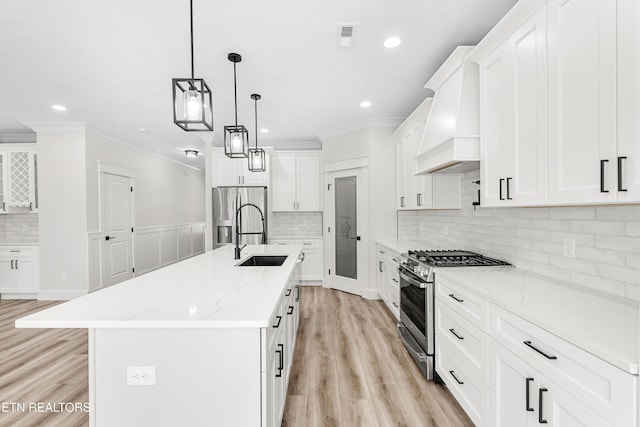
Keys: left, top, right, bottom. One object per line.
{"left": 0, "top": 0, "right": 517, "bottom": 169}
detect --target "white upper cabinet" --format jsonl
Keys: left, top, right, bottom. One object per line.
{"left": 0, "top": 147, "right": 39, "bottom": 213}
{"left": 479, "top": 6, "right": 548, "bottom": 207}
{"left": 271, "top": 151, "right": 321, "bottom": 212}
{"left": 547, "top": 0, "right": 618, "bottom": 204}
{"left": 211, "top": 148, "right": 269, "bottom": 187}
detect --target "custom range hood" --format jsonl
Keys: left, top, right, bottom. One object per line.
{"left": 416, "top": 46, "right": 480, "bottom": 174}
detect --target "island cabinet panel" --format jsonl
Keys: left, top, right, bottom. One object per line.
{"left": 91, "top": 328, "right": 262, "bottom": 427}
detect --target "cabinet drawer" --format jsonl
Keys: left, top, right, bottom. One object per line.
{"left": 295, "top": 239, "right": 320, "bottom": 249}
{"left": 489, "top": 304, "right": 638, "bottom": 426}
{"left": 266, "top": 294, "right": 286, "bottom": 353}
{"left": 0, "top": 247, "right": 38, "bottom": 256}
{"left": 436, "top": 277, "right": 488, "bottom": 332}
{"left": 270, "top": 239, "right": 295, "bottom": 245}
{"left": 436, "top": 339, "right": 488, "bottom": 427}
{"left": 436, "top": 302, "right": 489, "bottom": 384}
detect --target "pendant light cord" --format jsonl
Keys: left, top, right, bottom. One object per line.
{"left": 233, "top": 62, "right": 238, "bottom": 127}
{"left": 254, "top": 98, "right": 258, "bottom": 149}
{"left": 189, "top": 0, "right": 194, "bottom": 79}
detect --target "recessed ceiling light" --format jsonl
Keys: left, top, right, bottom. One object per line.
{"left": 184, "top": 149, "right": 199, "bottom": 158}
{"left": 360, "top": 101, "right": 372, "bottom": 108}
{"left": 137, "top": 128, "right": 148, "bottom": 133}
{"left": 260, "top": 128, "right": 269, "bottom": 133}
{"left": 51, "top": 104, "right": 67, "bottom": 111}
{"left": 384, "top": 37, "right": 402, "bottom": 49}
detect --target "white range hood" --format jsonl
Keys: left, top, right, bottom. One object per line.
{"left": 416, "top": 46, "right": 480, "bottom": 174}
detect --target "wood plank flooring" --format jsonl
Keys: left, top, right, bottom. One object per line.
{"left": 0, "top": 288, "right": 473, "bottom": 427}
{"left": 0, "top": 299, "right": 88, "bottom": 427}
{"left": 282, "top": 287, "right": 474, "bottom": 427}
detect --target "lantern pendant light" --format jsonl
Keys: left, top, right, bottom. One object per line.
{"left": 248, "top": 94, "right": 266, "bottom": 172}
{"left": 224, "top": 53, "right": 249, "bottom": 158}
{"left": 171, "top": 0, "right": 213, "bottom": 131}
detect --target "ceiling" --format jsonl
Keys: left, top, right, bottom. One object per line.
{"left": 0, "top": 0, "right": 517, "bottom": 169}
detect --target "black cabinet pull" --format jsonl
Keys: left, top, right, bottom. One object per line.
{"left": 499, "top": 178, "right": 505, "bottom": 200}
{"left": 618, "top": 156, "right": 628, "bottom": 192}
{"left": 449, "top": 293, "right": 464, "bottom": 303}
{"left": 379, "top": 261, "right": 383, "bottom": 272}
{"left": 600, "top": 159, "right": 609, "bottom": 193}
{"left": 449, "top": 370, "right": 464, "bottom": 385}
{"left": 523, "top": 341, "right": 557, "bottom": 360}
{"left": 295, "top": 285, "right": 299, "bottom": 302}
{"left": 285, "top": 289, "right": 291, "bottom": 296}
{"left": 449, "top": 328, "right": 464, "bottom": 340}
{"left": 506, "top": 177, "right": 513, "bottom": 200}
{"left": 539, "top": 388, "right": 548, "bottom": 424}
{"left": 526, "top": 378, "right": 534, "bottom": 412}
{"left": 287, "top": 306, "right": 294, "bottom": 315}
{"left": 273, "top": 315, "right": 282, "bottom": 328}
{"left": 276, "top": 344, "right": 284, "bottom": 377}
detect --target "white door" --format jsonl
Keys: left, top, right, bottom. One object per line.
{"left": 239, "top": 156, "right": 269, "bottom": 186}
{"left": 0, "top": 152, "right": 7, "bottom": 212}
{"left": 547, "top": 0, "right": 618, "bottom": 204}
{"left": 324, "top": 168, "right": 367, "bottom": 296}
{"left": 540, "top": 377, "right": 614, "bottom": 427}
{"left": 212, "top": 151, "right": 241, "bottom": 186}
{"left": 102, "top": 173, "right": 134, "bottom": 287}
{"left": 0, "top": 258, "right": 15, "bottom": 292}
{"left": 396, "top": 139, "right": 407, "bottom": 209}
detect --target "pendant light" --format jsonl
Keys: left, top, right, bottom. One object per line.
{"left": 224, "top": 53, "right": 249, "bottom": 158}
{"left": 172, "top": 0, "right": 213, "bottom": 131}
{"left": 248, "top": 94, "right": 266, "bottom": 172}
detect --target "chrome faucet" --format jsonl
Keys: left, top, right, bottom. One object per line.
{"left": 234, "top": 203, "right": 266, "bottom": 260}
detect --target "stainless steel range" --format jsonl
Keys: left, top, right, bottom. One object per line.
{"left": 397, "top": 250, "right": 511, "bottom": 380}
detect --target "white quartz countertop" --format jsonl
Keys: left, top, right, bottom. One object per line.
{"left": 436, "top": 267, "right": 639, "bottom": 375}
{"left": 16, "top": 245, "right": 302, "bottom": 329}
{"left": 376, "top": 239, "right": 431, "bottom": 254}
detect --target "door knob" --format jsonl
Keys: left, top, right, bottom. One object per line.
{"left": 105, "top": 236, "right": 116, "bottom": 241}
{"left": 350, "top": 236, "right": 361, "bottom": 241}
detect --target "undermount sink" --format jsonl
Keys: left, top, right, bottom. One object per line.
{"left": 238, "top": 255, "right": 288, "bottom": 267}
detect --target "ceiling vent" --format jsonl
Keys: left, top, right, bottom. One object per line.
{"left": 338, "top": 24, "right": 357, "bottom": 47}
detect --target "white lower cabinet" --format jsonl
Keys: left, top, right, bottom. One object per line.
{"left": 376, "top": 244, "right": 400, "bottom": 319}
{"left": 436, "top": 284, "right": 638, "bottom": 427}
{"left": 0, "top": 246, "right": 39, "bottom": 294}
{"left": 271, "top": 238, "right": 323, "bottom": 281}
{"left": 262, "top": 267, "right": 300, "bottom": 427}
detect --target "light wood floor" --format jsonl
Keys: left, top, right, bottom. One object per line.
{"left": 282, "top": 287, "right": 473, "bottom": 427}
{"left": 0, "top": 289, "right": 472, "bottom": 427}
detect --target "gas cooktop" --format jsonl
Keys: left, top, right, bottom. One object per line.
{"left": 407, "top": 249, "right": 512, "bottom": 268}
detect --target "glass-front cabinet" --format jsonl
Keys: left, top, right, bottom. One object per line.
{"left": 0, "top": 146, "right": 38, "bottom": 213}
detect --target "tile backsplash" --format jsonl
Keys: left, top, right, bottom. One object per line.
{"left": 272, "top": 212, "right": 323, "bottom": 237}
{"left": 0, "top": 214, "right": 39, "bottom": 244}
{"left": 398, "top": 169, "right": 640, "bottom": 301}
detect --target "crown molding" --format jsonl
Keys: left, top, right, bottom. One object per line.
{"left": 0, "top": 133, "right": 37, "bottom": 143}
{"left": 317, "top": 117, "right": 404, "bottom": 141}
{"left": 22, "top": 122, "right": 87, "bottom": 132}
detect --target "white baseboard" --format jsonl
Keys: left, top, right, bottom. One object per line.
{"left": 300, "top": 280, "right": 322, "bottom": 286}
{"left": 0, "top": 293, "right": 38, "bottom": 300}
{"left": 38, "top": 290, "right": 88, "bottom": 301}
{"left": 362, "top": 288, "right": 382, "bottom": 300}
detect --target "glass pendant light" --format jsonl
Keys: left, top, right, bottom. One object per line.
{"left": 248, "top": 94, "right": 266, "bottom": 172}
{"left": 172, "top": 0, "right": 213, "bottom": 131}
{"left": 224, "top": 53, "right": 249, "bottom": 158}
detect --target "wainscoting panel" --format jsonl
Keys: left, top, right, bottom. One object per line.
{"left": 193, "top": 225, "right": 205, "bottom": 254}
{"left": 88, "top": 233, "right": 103, "bottom": 291}
{"left": 178, "top": 227, "right": 193, "bottom": 260}
{"left": 160, "top": 229, "right": 179, "bottom": 266}
{"left": 135, "top": 230, "right": 161, "bottom": 275}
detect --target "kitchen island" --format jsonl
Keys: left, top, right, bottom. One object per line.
{"left": 16, "top": 244, "right": 303, "bottom": 427}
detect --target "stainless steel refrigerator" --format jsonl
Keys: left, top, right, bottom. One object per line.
{"left": 212, "top": 186, "right": 268, "bottom": 249}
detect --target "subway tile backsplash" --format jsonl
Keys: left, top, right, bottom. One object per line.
{"left": 0, "top": 214, "right": 39, "bottom": 244}
{"left": 272, "top": 212, "right": 323, "bottom": 237}
{"left": 398, "top": 169, "right": 640, "bottom": 301}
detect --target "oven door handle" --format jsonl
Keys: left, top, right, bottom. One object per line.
{"left": 399, "top": 270, "right": 428, "bottom": 289}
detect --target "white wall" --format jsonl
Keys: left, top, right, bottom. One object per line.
{"left": 322, "top": 127, "right": 397, "bottom": 298}
{"left": 37, "top": 129, "right": 89, "bottom": 297}
{"left": 85, "top": 131, "right": 205, "bottom": 232}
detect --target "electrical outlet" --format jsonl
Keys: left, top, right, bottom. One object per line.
{"left": 22, "top": 224, "right": 29, "bottom": 232}
{"left": 60, "top": 272, "right": 67, "bottom": 281}
{"left": 126, "top": 366, "right": 156, "bottom": 386}
{"left": 563, "top": 237, "right": 576, "bottom": 258}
